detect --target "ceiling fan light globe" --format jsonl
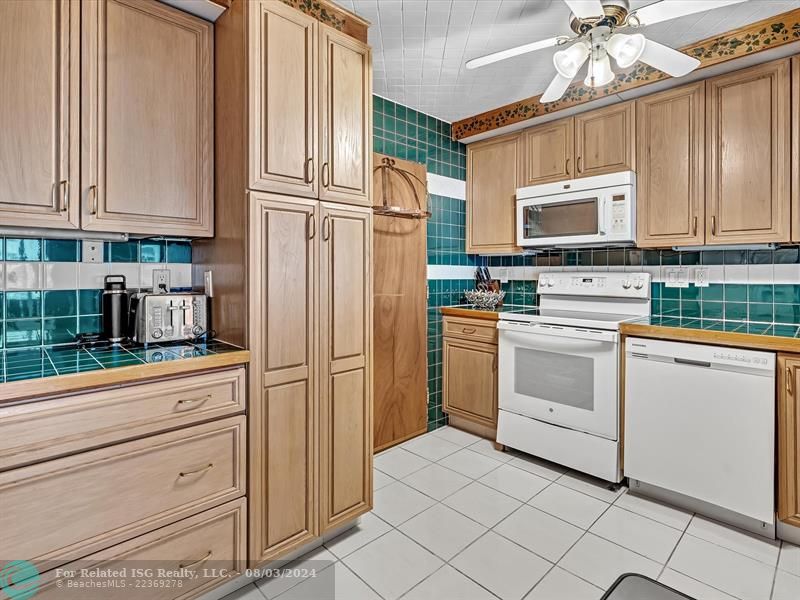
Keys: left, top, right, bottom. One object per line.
{"left": 584, "top": 54, "right": 615, "bottom": 88}
{"left": 553, "top": 41, "right": 590, "bottom": 78}
{"left": 607, "top": 33, "right": 646, "bottom": 69}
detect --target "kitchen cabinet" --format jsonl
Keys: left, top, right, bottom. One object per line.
{"left": 249, "top": 1, "right": 317, "bottom": 198}
{"left": 466, "top": 133, "right": 521, "bottom": 254}
{"left": 0, "top": 0, "right": 80, "bottom": 229}
{"left": 792, "top": 56, "right": 799, "bottom": 243}
{"left": 319, "top": 202, "right": 373, "bottom": 531}
{"left": 520, "top": 119, "right": 574, "bottom": 186}
{"left": 442, "top": 316, "right": 498, "bottom": 431}
{"left": 706, "top": 58, "right": 791, "bottom": 244}
{"left": 249, "top": 194, "right": 318, "bottom": 563}
{"left": 574, "top": 101, "right": 635, "bottom": 178}
{"left": 778, "top": 354, "right": 800, "bottom": 528}
{"left": 81, "top": 0, "right": 214, "bottom": 237}
{"left": 636, "top": 82, "right": 705, "bottom": 247}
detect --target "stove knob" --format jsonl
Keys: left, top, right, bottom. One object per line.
{"left": 622, "top": 280, "right": 632, "bottom": 289}
{"left": 152, "top": 328, "right": 163, "bottom": 339}
{"left": 634, "top": 280, "right": 644, "bottom": 290}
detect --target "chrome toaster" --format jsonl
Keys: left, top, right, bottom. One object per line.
{"left": 129, "top": 292, "right": 209, "bottom": 344}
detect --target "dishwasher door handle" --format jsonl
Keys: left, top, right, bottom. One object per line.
{"left": 673, "top": 357, "right": 712, "bottom": 368}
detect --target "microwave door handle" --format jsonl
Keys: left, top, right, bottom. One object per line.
{"left": 598, "top": 198, "right": 607, "bottom": 236}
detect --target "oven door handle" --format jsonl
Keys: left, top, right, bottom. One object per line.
{"left": 499, "top": 324, "right": 618, "bottom": 344}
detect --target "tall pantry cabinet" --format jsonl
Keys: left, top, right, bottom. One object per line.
{"left": 194, "top": 0, "right": 373, "bottom": 567}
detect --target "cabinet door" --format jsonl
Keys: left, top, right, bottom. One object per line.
{"left": 792, "top": 57, "right": 799, "bottom": 243}
{"left": 319, "top": 202, "right": 373, "bottom": 531}
{"left": 443, "top": 337, "right": 497, "bottom": 428}
{"left": 636, "top": 82, "right": 705, "bottom": 247}
{"left": 0, "top": 0, "right": 79, "bottom": 229}
{"left": 82, "top": 0, "right": 213, "bottom": 236}
{"left": 466, "top": 133, "right": 521, "bottom": 254}
{"left": 520, "top": 119, "right": 574, "bottom": 186}
{"left": 249, "top": 193, "right": 318, "bottom": 564}
{"left": 778, "top": 355, "right": 800, "bottom": 527}
{"left": 319, "top": 25, "right": 372, "bottom": 206}
{"left": 575, "top": 101, "right": 635, "bottom": 178}
{"left": 249, "top": 1, "right": 317, "bottom": 198}
{"left": 706, "top": 59, "right": 791, "bottom": 244}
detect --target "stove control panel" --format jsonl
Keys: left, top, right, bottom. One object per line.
{"left": 538, "top": 272, "right": 651, "bottom": 299}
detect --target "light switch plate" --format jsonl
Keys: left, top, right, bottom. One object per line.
{"left": 694, "top": 267, "right": 709, "bottom": 288}
{"left": 497, "top": 267, "right": 509, "bottom": 284}
{"left": 81, "top": 240, "right": 104, "bottom": 263}
{"left": 664, "top": 267, "right": 689, "bottom": 288}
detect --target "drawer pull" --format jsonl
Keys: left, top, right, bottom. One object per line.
{"left": 179, "top": 463, "right": 214, "bottom": 478}
{"left": 177, "top": 395, "right": 211, "bottom": 408}
{"left": 462, "top": 327, "right": 477, "bottom": 334}
{"left": 179, "top": 550, "right": 213, "bottom": 570}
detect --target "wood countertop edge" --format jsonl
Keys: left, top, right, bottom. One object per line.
{"left": 0, "top": 350, "right": 251, "bottom": 404}
{"left": 440, "top": 307, "right": 502, "bottom": 321}
{"left": 620, "top": 323, "right": 800, "bottom": 354}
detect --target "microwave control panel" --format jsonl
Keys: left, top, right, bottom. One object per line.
{"left": 610, "top": 195, "right": 629, "bottom": 236}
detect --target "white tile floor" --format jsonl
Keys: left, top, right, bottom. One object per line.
{"left": 224, "top": 427, "right": 800, "bottom": 600}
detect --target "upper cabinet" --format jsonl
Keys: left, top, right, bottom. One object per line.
{"left": 0, "top": 0, "right": 80, "bottom": 229}
{"left": 520, "top": 119, "right": 573, "bottom": 186}
{"left": 466, "top": 133, "right": 521, "bottom": 255}
{"left": 706, "top": 59, "right": 791, "bottom": 245}
{"left": 319, "top": 25, "right": 372, "bottom": 205}
{"left": 636, "top": 82, "right": 705, "bottom": 248}
{"left": 249, "top": 1, "right": 317, "bottom": 198}
{"left": 574, "top": 101, "right": 635, "bottom": 178}
{"left": 81, "top": 0, "right": 214, "bottom": 237}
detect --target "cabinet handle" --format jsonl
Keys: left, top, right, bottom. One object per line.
{"left": 179, "top": 551, "right": 213, "bottom": 570}
{"left": 88, "top": 185, "right": 98, "bottom": 215}
{"left": 577, "top": 156, "right": 583, "bottom": 173}
{"left": 178, "top": 463, "right": 213, "bottom": 478}
{"left": 711, "top": 215, "right": 717, "bottom": 236}
{"left": 306, "top": 157, "right": 314, "bottom": 184}
{"left": 321, "top": 162, "right": 330, "bottom": 188}
{"left": 492, "top": 354, "right": 498, "bottom": 372}
{"left": 177, "top": 395, "right": 211, "bottom": 408}
{"left": 322, "top": 215, "right": 330, "bottom": 241}
{"left": 461, "top": 327, "right": 476, "bottom": 334}
{"left": 308, "top": 213, "right": 316, "bottom": 240}
{"left": 692, "top": 216, "right": 698, "bottom": 237}
{"left": 788, "top": 367, "right": 794, "bottom": 396}
{"left": 60, "top": 180, "right": 69, "bottom": 212}
{"left": 565, "top": 158, "right": 570, "bottom": 176}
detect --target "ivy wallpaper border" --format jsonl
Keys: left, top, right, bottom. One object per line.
{"left": 280, "top": 0, "right": 369, "bottom": 42}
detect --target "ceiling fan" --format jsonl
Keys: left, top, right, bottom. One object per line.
{"left": 466, "top": 0, "right": 748, "bottom": 102}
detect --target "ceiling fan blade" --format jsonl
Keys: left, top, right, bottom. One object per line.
{"left": 466, "top": 37, "right": 562, "bottom": 70}
{"left": 540, "top": 73, "right": 575, "bottom": 103}
{"left": 639, "top": 38, "right": 701, "bottom": 76}
{"left": 563, "top": 0, "right": 606, "bottom": 19}
{"left": 633, "top": 0, "right": 748, "bottom": 26}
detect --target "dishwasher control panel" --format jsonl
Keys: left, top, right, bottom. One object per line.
{"left": 626, "top": 338, "right": 775, "bottom": 372}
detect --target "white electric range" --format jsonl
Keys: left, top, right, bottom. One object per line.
{"left": 496, "top": 271, "right": 651, "bottom": 483}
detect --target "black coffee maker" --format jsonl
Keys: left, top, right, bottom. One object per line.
{"left": 103, "top": 275, "right": 129, "bottom": 344}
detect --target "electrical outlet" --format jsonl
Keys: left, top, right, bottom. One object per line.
{"left": 153, "top": 269, "right": 171, "bottom": 293}
{"left": 81, "top": 240, "right": 104, "bottom": 263}
{"left": 694, "top": 267, "right": 709, "bottom": 288}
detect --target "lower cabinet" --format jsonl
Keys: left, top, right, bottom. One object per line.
{"left": 778, "top": 354, "right": 800, "bottom": 528}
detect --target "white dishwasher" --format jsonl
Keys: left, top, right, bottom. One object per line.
{"left": 624, "top": 337, "right": 775, "bottom": 537}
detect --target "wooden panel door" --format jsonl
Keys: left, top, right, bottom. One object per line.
{"left": 636, "top": 82, "right": 705, "bottom": 247}
{"left": 520, "top": 119, "right": 574, "bottom": 186}
{"left": 443, "top": 337, "right": 497, "bottom": 428}
{"left": 82, "top": 0, "right": 213, "bottom": 236}
{"left": 319, "top": 202, "right": 373, "bottom": 531}
{"left": 0, "top": 0, "right": 79, "bottom": 229}
{"left": 249, "top": 193, "right": 318, "bottom": 565}
{"left": 466, "top": 133, "right": 521, "bottom": 254}
{"left": 249, "top": 1, "right": 317, "bottom": 198}
{"left": 575, "top": 101, "right": 635, "bottom": 178}
{"left": 706, "top": 59, "right": 791, "bottom": 244}
{"left": 792, "top": 57, "right": 799, "bottom": 243}
{"left": 372, "top": 154, "right": 428, "bottom": 451}
{"left": 319, "top": 25, "right": 372, "bottom": 206}
{"left": 778, "top": 355, "right": 800, "bottom": 528}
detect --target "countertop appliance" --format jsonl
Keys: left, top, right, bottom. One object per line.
{"left": 516, "top": 171, "right": 635, "bottom": 248}
{"left": 624, "top": 337, "right": 775, "bottom": 537}
{"left": 102, "top": 275, "right": 129, "bottom": 344}
{"left": 497, "top": 271, "right": 651, "bottom": 482}
{"left": 129, "top": 292, "right": 209, "bottom": 345}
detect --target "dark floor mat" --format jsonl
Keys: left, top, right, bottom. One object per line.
{"left": 602, "top": 573, "right": 696, "bottom": 600}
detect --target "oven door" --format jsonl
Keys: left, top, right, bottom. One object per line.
{"left": 498, "top": 321, "right": 619, "bottom": 440}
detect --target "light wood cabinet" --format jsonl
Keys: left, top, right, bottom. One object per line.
{"left": 466, "top": 133, "right": 521, "bottom": 254}
{"left": 0, "top": 0, "right": 79, "bottom": 229}
{"left": 249, "top": 194, "right": 318, "bottom": 563}
{"left": 319, "top": 25, "right": 372, "bottom": 206}
{"left": 520, "top": 119, "right": 574, "bottom": 186}
{"left": 81, "top": 0, "right": 214, "bottom": 236}
{"left": 636, "top": 82, "right": 705, "bottom": 247}
{"left": 778, "top": 354, "right": 800, "bottom": 528}
{"left": 574, "top": 101, "right": 635, "bottom": 177}
{"left": 792, "top": 56, "right": 799, "bottom": 243}
{"left": 319, "top": 202, "right": 373, "bottom": 531}
{"left": 249, "top": 1, "right": 317, "bottom": 198}
{"left": 706, "top": 59, "right": 791, "bottom": 244}
{"left": 443, "top": 336, "right": 498, "bottom": 429}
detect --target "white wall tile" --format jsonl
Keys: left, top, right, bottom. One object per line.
{"left": 747, "top": 264, "right": 774, "bottom": 284}
{"left": 5, "top": 262, "right": 42, "bottom": 290}
{"left": 774, "top": 264, "right": 800, "bottom": 285}
{"left": 43, "top": 262, "right": 78, "bottom": 290}
{"left": 0, "top": 264, "right": 4, "bottom": 291}
{"left": 107, "top": 263, "right": 141, "bottom": 290}
{"left": 169, "top": 264, "right": 192, "bottom": 289}
{"left": 140, "top": 263, "right": 166, "bottom": 290}
{"left": 427, "top": 173, "right": 466, "bottom": 200}
{"left": 706, "top": 265, "right": 725, "bottom": 284}
{"left": 723, "top": 264, "right": 748, "bottom": 283}
{"left": 79, "top": 262, "right": 111, "bottom": 289}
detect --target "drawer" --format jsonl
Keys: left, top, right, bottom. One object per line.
{"left": 0, "top": 416, "right": 246, "bottom": 569}
{"left": 36, "top": 499, "right": 247, "bottom": 600}
{"left": 0, "top": 367, "right": 245, "bottom": 470}
{"left": 443, "top": 316, "right": 498, "bottom": 344}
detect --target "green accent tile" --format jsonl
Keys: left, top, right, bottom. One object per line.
{"left": 662, "top": 285, "right": 680, "bottom": 300}
{"left": 5, "top": 291, "right": 42, "bottom": 319}
{"left": 681, "top": 287, "right": 700, "bottom": 301}
{"left": 724, "top": 250, "right": 747, "bottom": 264}
{"left": 775, "top": 248, "right": 800, "bottom": 264}
{"left": 680, "top": 252, "right": 700, "bottom": 266}
{"left": 79, "top": 289, "right": 103, "bottom": 315}
{"left": 702, "top": 284, "right": 724, "bottom": 301}
{"left": 43, "top": 239, "right": 78, "bottom": 262}
{"left": 43, "top": 317, "right": 78, "bottom": 345}
{"left": 109, "top": 241, "right": 139, "bottom": 262}
{"left": 775, "top": 304, "right": 800, "bottom": 325}
{"left": 167, "top": 241, "right": 192, "bottom": 264}
{"left": 724, "top": 302, "right": 747, "bottom": 321}
{"left": 78, "top": 315, "right": 102, "bottom": 334}
{"left": 748, "top": 285, "right": 774, "bottom": 303}
{"left": 140, "top": 240, "right": 165, "bottom": 263}
{"left": 5, "top": 319, "right": 42, "bottom": 348}
{"left": 5, "top": 238, "right": 42, "bottom": 261}
{"left": 724, "top": 284, "right": 748, "bottom": 302}
{"left": 774, "top": 285, "right": 800, "bottom": 304}
{"left": 748, "top": 303, "right": 774, "bottom": 323}
{"left": 701, "top": 250, "right": 725, "bottom": 265}
{"left": 682, "top": 301, "right": 701, "bottom": 318}
{"left": 661, "top": 300, "right": 680, "bottom": 315}
{"left": 701, "top": 302, "right": 724, "bottom": 320}
{"left": 44, "top": 290, "right": 77, "bottom": 317}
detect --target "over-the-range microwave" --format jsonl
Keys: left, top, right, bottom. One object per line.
{"left": 516, "top": 171, "right": 636, "bottom": 248}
